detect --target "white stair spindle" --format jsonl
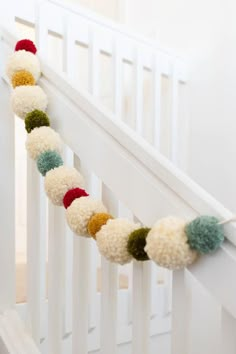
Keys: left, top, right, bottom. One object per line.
{"left": 171, "top": 269, "right": 189, "bottom": 354}
{"left": 134, "top": 49, "right": 143, "bottom": 135}
{"left": 153, "top": 55, "right": 162, "bottom": 150}
{"left": 221, "top": 308, "right": 236, "bottom": 354}
{"left": 100, "top": 185, "right": 118, "bottom": 354}
{"left": 0, "top": 79, "right": 15, "bottom": 310}
{"left": 26, "top": 158, "right": 46, "bottom": 345}
{"left": 132, "top": 261, "right": 151, "bottom": 354}
{"left": 112, "top": 40, "right": 123, "bottom": 118}
{"left": 48, "top": 204, "right": 65, "bottom": 354}
{"left": 170, "top": 63, "right": 179, "bottom": 166}
{"left": 89, "top": 30, "right": 99, "bottom": 96}
{"left": 72, "top": 156, "right": 90, "bottom": 354}
{"left": 35, "top": 1, "right": 49, "bottom": 59}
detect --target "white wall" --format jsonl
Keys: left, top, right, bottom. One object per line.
{"left": 125, "top": 0, "right": 236, "bottom": 211}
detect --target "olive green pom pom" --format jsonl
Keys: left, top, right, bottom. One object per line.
{"left": 185, "top": 216, "right": 224, "bottom": 254}
{"left": 37, "top": 150, "right": 63, "bottom": 176}
{"left": 127, "top": 227, "right": 150, "bottom": 261}
{"left": 25, "top": 110, "right": 50, "bottom": 133}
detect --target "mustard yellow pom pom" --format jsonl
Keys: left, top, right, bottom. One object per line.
{"left": 11, "top": 70, "right": 35, "bottom": 88}
{"left": 87, "top": 213, "right": 113, "bottom": 239}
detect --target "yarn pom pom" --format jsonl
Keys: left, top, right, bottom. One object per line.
{"left": 11, "top": 86, "right": 48, "bottom": 119}
{"left": 25, "top": 110, "right": 50, "bottom": 133}
{"left": 26, "top": 126, "right": 62, "bottom": 160}
{"left": 145, "top": 217, "right": 198, "bottom": 270}
{"left": 45, "top": 166, "right": 84, "bottom": 206}
{"left": 15, "top": 39, "right": 37, "bottom": 54}
{"left": 87, "top": 213, "right": 113, "bottom": 239}
{"left": 63, "top": 188, "right": 89, "bottom": 209}
{"left": 185, "top": 216, "right": 224, "bottom": 254}
{"left": 66, "top": 197, "right": 107, "bottom": 237}
{"left": 127, "top": 227, "right": 150, "bottom": 261}
{"left": 11, "top": 70, "right": 35, "bottom": 88}
{"left": 37, "top": 150, "right": 63, "bottom": 176}
{"left": 6, "top": 50, "right": 40, "bottom": 81}
{"left": 96, "top": 218, "right": 140, "bottom": 265}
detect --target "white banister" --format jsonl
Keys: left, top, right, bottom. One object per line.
{"left": 132, "top": 261, "right": 151, "bottom": 354}
{"left": 26, "top": 158, "right": 46, "bottom": 345}
{"left": 100, "top": 184, "right": 118, "bottom": 354}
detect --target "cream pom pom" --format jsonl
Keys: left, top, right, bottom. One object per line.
{"left": 66, "top": 197, "right": 107, "bottom": 237}
{"left": 26, "top": 126, "right": 62, "bottom": 160}
{"left": 45, "top": 166, "right": 84, "bottom": 206}
{"left": 96, "top": 218, "right": 140, "bottom": 265}
{"left": 11, "top": 86, "right": 48, "bottom": 119}
{"left": 145, "top": 217, "right": 198, "bottom": 270}
{"left": 6, "top": 50, "right": 41, "bottom": 81}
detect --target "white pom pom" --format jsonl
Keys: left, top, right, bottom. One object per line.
{"left": 6, "top": 50, "right": 41, "bottom": 81}
{"left": 145, "top": 217, "right": 198, "bottom": 270}
{"left": 96, "top": 218, "right": 140, "bottom": 265}
{"left": 66, "top": 197, "right": 107, "bottom": 237}
{"left": 45, "top": 166, "right": 84, "bottom": 206}
{"left": 11, "top": 86, "right": 48, "bottom": 119}
{"left": 26, "top": 127, "right": 62, "bottom": 160}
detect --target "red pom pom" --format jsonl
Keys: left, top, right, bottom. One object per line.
{"left": 63, "top": 188, "right": 89, "bottom": 209}
{"left": 15, "top": 39, "right": 37, "bottom": 54}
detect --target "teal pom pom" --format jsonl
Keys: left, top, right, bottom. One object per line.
{"left": 185, "top": 216, "right": 224, "bottom": 254}
{"left": 37, "top": 150, "right": 63, "bottom": 176}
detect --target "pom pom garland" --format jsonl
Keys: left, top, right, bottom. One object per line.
{"left": 87, "top": 213, "right": 113, "bottom": 239}
{"left": 5, "top": 40, "right": 229, "bottom": 272}
{"left": 37, "top": 150, "right": 63, "bottom": 176}
{"left": 45, "top": 166, "right": 84, "bottom": 206}
{"left": 15, "top": 39, "right": 37, "bottom": 54}
{"left": 66, "top": 197, "right": 107, "bottom": 237}
{"left": 11, "top": 86, "right": 48, "bottom": 119}
{"left": 63, "top": 188, "right": 89, "bottom": 209}
{"left": 6, "top": 50, "right": 40, "bottom": 81}
{"left": 185, "top": 216, "right": 224, "bottom": 254}
{"left": 11, "top": 70, "right": 35, "bottom": 88}
{"left": 25, "top": 110, "right": 50, "bottom": 133}
{"left": 145, "top": 217, "right": 198, "bottom": 270}
{"left": 127, "top": 227, "right": 150, "bottom": 261}
{"left": 96, "top": 218, "right": 140, "bottom": 265}
{"left": 26, "top": 126, "right": 62, "bottom": 160}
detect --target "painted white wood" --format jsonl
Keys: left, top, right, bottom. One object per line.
{"left": 72, "top": 236, "right": 90, "bottom": 354}
{"left": 112, "top": 40, "right": 123, "bottom": 117}
{"left": 100, "top": 184, "right": 119, "bottom": 354}
{"left": 221, "top": 308, "right": 236, "bottom": 354}
{"left": 35, "top": 1, "right": 49, "bottom": 59}
{"left": 134, "top": 49, "right": 143, "bottom": 135}
{"left": 153, "top": 55, "right": 162, "bottom": 150}
{"left": 47, "top": 203, "right": 65, "bottom": 354}
{"left": 0, "top": 310, "right": 40, "bottom": 354}
{"left": 26, "top": 158, "right": 46, "bottom": 345}
{"left": 170, "top": 63, "right": 179, "bottom": 166}
{"left": 29, "top": 60, "right": 236, "bottom": 244}
{"left": 132, "top": 261, "right": 151, "bottom": 354}
{"left": 171, "top": 270, "right": 189, "bottom": 354}
{"left": 63, "top": 148, "right": 74, "bottom": 335}
{"left": 0, "top": 77, "right": 15, "bottom": 310}
{"left": 88, "top": 29, "right": 100, "bottom": 96}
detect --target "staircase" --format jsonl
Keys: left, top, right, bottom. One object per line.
{"left": 1, "top": 1, "right": 236, "bottom": 354}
